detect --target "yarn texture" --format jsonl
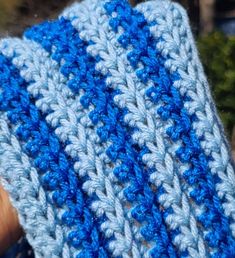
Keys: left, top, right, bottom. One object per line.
{"left": 0, "top": 0, "right": 235, "bottom": 257}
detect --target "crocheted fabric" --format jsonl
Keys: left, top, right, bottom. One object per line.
{"left": 1, "top": 0, "right": 235, "bottom": 257}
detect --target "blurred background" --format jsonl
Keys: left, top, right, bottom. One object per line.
{"left": 0, "top": 0, "right": 234, "bottom": 158}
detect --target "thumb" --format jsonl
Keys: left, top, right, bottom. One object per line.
{"left": 0, "top": 184, "right": 23, "bottom": 254}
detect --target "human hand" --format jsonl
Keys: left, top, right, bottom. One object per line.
{"left": 0, "top": 184, "right": 22, "bottom": 254}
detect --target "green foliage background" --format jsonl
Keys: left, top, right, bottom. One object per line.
{"left": 198, "top": 32, "right": 235, "bottom": 138}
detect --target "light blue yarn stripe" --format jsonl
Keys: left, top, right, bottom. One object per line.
{"left": 104, "top": 0, "right": 235, "bottom": 255}
{"left": 61, "top": 0, "right": 207, "bottom": 257}
{"left": 0, "top": 113, "right": 70, "bottom": 258}
{"left": 98, "top": 0, "right": 232, "bottom": 256}
{"left": 0, "top": 37, "right": 145, "bottom": 258}
{"left": 24, "top": 14, "right": 178, "bottom": 258}
{"left": 0, "top": 47, "right": 109, "bottom": 257}
{"left": 137, "top": 0, "right": 235, "bottom": 237}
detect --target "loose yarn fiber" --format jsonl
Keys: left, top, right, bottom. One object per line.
{"left": 0, "top": 0, "right": 235, "bottom": 257}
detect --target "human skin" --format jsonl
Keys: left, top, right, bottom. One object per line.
{"left": 0, "top": 184, "right": 22, "bottom": 254}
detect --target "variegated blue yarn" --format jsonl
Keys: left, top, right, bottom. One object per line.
{"left": 0, "top": 0, "right": 235, "bottom": 257}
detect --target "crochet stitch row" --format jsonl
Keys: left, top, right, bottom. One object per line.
{"left": 0, "top": 0, "right": 235, "bottom": 257}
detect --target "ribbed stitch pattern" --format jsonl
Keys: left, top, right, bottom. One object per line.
{"left": 0, "top": 0, "right": 235, "bottom": 257}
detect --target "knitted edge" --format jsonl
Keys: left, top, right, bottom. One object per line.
{"left": 138, "top": 0, "right": 235, "bottom": 238}
{"left": 62, "top": 0, "right": 206, "bottom": 257}
{"left": 104, "top": 0, "right": 235, "bottom": 255}
{"left": 0, "top": 113, "right": 70, "bottom": 258}
{"left": 63, "top": 0, "right": 235, "bottom": 256}
{"left": 0, "top": 0, "right": 234, "bottom": 257}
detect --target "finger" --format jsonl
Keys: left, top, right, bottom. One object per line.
{"left": 0, "top": 184, "right": 23, "bottom": 254}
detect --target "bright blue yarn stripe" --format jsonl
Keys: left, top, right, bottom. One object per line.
{"left": 24, "top": 18, "right": 178, "bottom": 258}
{"left": 0, "top": 54, "right": 109, "bottom": 258}
{"left": 103, "top": 0, "right": 235, "bottom": 257}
